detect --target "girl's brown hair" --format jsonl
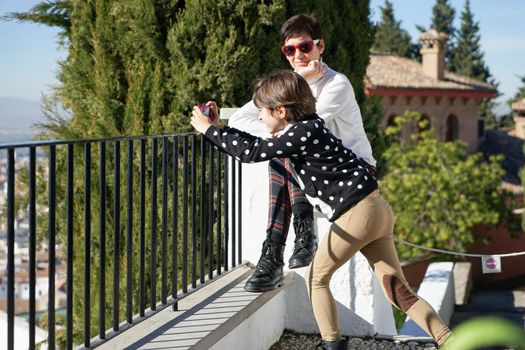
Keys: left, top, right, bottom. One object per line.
{"left": 252, "top": 70, "right": 316, "bottom": 122}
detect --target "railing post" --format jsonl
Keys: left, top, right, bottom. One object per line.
{"left": 182, "top": 136, "right": 189, "bottom": 293}
{"left": 237, "top": 161, "right": 242, "bottom": 265}
{"left": 223, "top": 155, "right": 229, "bottom": 272}
{"left": 191, "top": 135, "right": 197, "bottom": 288}
{"left": 161, "top": 137, "right": 168, "bottom": 304}
{"left": 113, "top": 140, "right": 121, "bottom": 330}
{"left": 29, "top": 147, "right": 36, "bottom": 350}
{"left": 66, "top": 144, "right": 74, "bottom": 350}
{"left": 230, "top": 160, "right": 236, "bottom": 268}
{"left": 208, "top": 143, "right": 214, "bottom": 280}
{"left": 84, "top": 143, "right": 91, "bottom": 348}
{"left": 200, "top": 137, "right": 206, "bottom": 284}
{"left": 99, "top": 141, "right": 106, "bottom": 339}
{"left": 139, "top": 139, "right": 146, "bottom": 317}
{"left": 150, "top": 138, "right": 158, "bottom": 311}
{"left": 48, "top": 145, "right": 56, "bottom": 350}
{"left": 126, "top": 139, "right": 133, "bottom": 323}
{"left": 7, "top": 148, "right": 15, "bottom": 350}
{"left": 172, "top": 137, "right": 179, "bottom": 311}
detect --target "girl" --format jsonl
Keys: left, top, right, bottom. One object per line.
{"left": 190, "top": 70, "right": 451, "bottom": 350}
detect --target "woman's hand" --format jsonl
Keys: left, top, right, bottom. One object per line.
{"left": 295, "top": 59, "right": 325, "bottom": 83}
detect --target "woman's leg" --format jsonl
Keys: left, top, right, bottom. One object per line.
{"left": 305, "top": 192, "right": 385, "bottom": 341}
{"left": 284, "top": 158, "right": 313, "bottom": 218}
{"left": 360, "top": 196, "right": 451, "bottom": 345}
{"left": 266, "top": 158, "right": 292, "bottom": 244}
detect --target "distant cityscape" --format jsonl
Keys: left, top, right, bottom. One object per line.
{"left": 0, "top": 147, "right": 66, "bottom": 328}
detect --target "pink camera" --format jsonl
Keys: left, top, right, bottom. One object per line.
{"left": 198, "top": 103, "right": 217, "bottom": 122}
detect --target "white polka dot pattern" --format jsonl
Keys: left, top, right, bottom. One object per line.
{"left": 204, "top": 119, "right": 377, "bottom": 222}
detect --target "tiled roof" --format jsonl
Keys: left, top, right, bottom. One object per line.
{"left": 366, "top": 54, "right": 496, "bottom": 93}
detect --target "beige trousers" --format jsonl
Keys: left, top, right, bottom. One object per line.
{"left": 305, "top": 190, "right": 451, "bottom": 345}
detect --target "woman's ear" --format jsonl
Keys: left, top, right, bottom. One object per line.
{"left": 318, "top": 39, "right": 325, "bottom": 55}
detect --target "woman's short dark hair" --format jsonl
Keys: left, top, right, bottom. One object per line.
{"left": 252, "top": 70, "right": 316, "bottom": 122}
{"left": 279, "top": 14, "right": 323, "bottom": 44}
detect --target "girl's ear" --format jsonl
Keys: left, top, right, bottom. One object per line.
{"left": 275, "top": 106, "right": 288, "bottom": 120}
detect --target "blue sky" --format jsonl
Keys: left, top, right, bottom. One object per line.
{"left": 1, "top": 0, "right": 524, "bottom": 109}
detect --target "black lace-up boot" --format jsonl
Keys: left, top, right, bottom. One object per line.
{"left": 244, "top": 238, "right": 285, "bottom": 292}
{"left": 311, "top": 337, "right": 349, "bottom": 350}
{"left": 288, "top": 215, "right": 317, "bottom": 269}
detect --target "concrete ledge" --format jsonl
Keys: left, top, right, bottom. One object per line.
{"left": 400, "top": 262, "right": 455, "bottom": 337}
{"left": 96, "top": 263, "right": 290, "bottom": 350}
{"left": 453, "top": 262, "right": 472, "bottom": 306}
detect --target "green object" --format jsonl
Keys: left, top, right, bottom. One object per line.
{"left": 449, "top": 0, "right": 491, "bottom": 82}
{"left": 442, "top": 317, "right": 525, "bottom": 350}
{"left": 372, "top": 0, "right": 414, "bottom": 58}
{"left": 381, "top": 111, "right": 506, "bottom": 261}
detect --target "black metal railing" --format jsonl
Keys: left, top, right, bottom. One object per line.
{"left": 0, "top": 132, "right": 242, "bottom": 350}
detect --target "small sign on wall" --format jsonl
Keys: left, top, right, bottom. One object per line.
{"left": 481, "top": 255, "right": 502, "bottom": 274}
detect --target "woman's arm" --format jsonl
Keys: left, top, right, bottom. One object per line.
{"left": 315, "top": 73, "right": 359, "bottom": 124}
{"left": 228, "top": 100, "right": 270, "bottom": 138}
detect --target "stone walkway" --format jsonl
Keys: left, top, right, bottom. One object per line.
{"left": 269, "top": 331, "right": 438, "bottom": 350}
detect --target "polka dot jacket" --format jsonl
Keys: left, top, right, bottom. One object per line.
{"left": 204, "top": 115, "right": 378, "bottom": 222}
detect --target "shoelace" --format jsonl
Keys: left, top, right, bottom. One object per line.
{"left": 293, "top": 221, "right": 315, "bottom": 252}
{"left": 255, "top": 240, "right": 282, "bottom": 273}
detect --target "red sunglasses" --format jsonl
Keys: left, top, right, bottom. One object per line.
{"left": 280, "top": 39, "right": 320, "bottom": 56}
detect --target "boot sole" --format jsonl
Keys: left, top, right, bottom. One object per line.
{"left": 243, "top": 279, "right": 284, "bottom": 293}
{"left": 288, "top": 260, "right": 311, "bottom": 269}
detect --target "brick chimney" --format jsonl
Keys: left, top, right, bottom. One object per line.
{"left": 512, "top": 97, "right": 525, "bottom": 139}
{"left": 419, "top": 29, "right": 448, "bottom": 80}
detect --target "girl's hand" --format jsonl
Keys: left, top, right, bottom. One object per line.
{"left": 191, "top": 106, "right": 213, "bottom": 134}
{"left": 205, "top": 101, "right": 220, "bottom": 126}
{"left": 295, "top": 59, "right": 325, "bottom": 83}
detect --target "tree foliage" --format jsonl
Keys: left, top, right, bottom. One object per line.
{"left": 416, "top": 0, "right": 456, "bottom": 66}
{"left": 449, "top": 0, "right": 490, "bottom": 81}
{"left": 371, "top": 0, "right": 413, "bottom": 58}
{"left": 448, "top": 0, "right": 498, "bottom": 128}
{"left": 381, "top": 112, "right": 505, "bottom": 260}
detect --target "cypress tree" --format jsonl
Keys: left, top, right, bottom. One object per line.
{"left": 166, "top": 0, "right": 286, "bottom": 131}
{"left": 449, "top": 0, "right": 498, "bottom": 127}
{"left": 371, "top": 0, "right": 413, "bottom": 58}
{"left": 449, "top": 0, "right": 490, "bottom": 81}
{"left": 431, "top": 0, "right": 455, "bottom": 37}
{"left": 416, "top": 0, "right": 456, "bottom": 63}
